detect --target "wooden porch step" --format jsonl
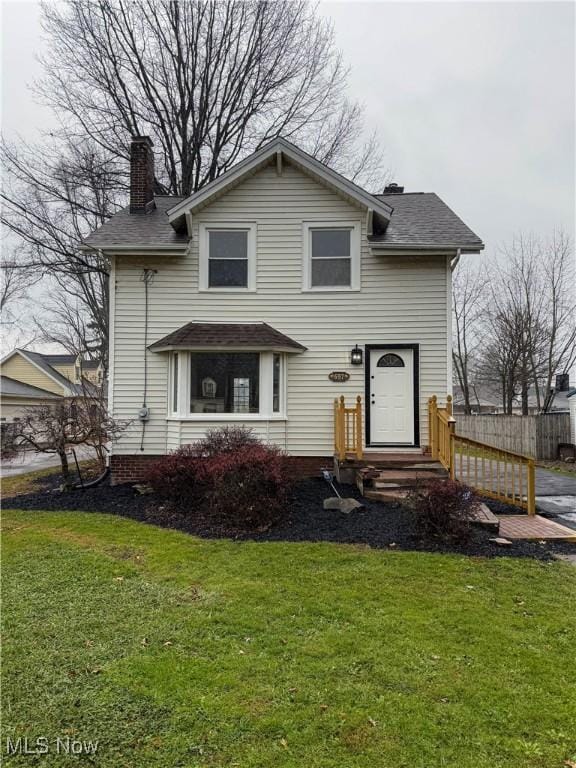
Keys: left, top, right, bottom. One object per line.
{"left": 340, "top": 452, "right": 436, "bottom": 468}
{"left": 468, "top": 503, "right": 499, "bottom": 531}
{"left": 364, "top": 489, "right": 411, "bottom": 503}
{"left": 371, "top": 469, "right": 448, "bottom": 485}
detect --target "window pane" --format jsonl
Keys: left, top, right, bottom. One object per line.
{"left": 311, "top": 229, "right": 350, "bottom": 258}
{"left": 190, "top": 353, "right": 259, "bottom": 414}
{"left": 209, "top": 230, "right": 248, "bottom": 259}
{"left": 311, "top": 258, "right": 351, "bottom": 287}
{"left": 172, "top": 353, "right": 178, "bottom": 412}
{"left": 209, "top": 259, "right": 248, "bottom": 287}
{"left": 273, "top": 354, "right": 281, "bottom": 413}
{"left": 377, "top": 353, "right": 405, "bottom": 368}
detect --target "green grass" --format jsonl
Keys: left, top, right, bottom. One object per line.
{"left": 1, "top": 460, "right": 99, "bottom": 498}
{"left": 537, "top": 461, "right": 576, "bottom": 478}
{"left": 2, "top": 509, "right": 576, "bottom": 767}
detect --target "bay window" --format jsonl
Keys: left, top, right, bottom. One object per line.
{"left": 190, "top": 352, "right": 259, "bottom": 414}
{"left": 170, "top": 353, "right": 179, "bottom": 414}
{"left": 169, "top": 351, "right": 284, "bottom": 419}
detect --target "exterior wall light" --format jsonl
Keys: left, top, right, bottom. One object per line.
{"left": 350, "top": 345, "right": 363, "bottom": 366}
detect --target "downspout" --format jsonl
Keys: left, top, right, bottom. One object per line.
{"left": 450, "top": 248, "right": 461, "bottom": 272}
{"left": 139, "top": 268, "right": 157, "bottom": 451}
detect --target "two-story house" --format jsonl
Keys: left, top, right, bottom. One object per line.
{"left": 82, "top": 137, "right": 483, "bottom": 484}
{"left": 0, "top": 350, "right": 103, "bottom": 424}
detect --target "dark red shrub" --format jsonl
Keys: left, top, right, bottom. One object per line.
{"left": 194, "top": 425, "right": 261, "bottom": 457}
{"left": 143, "top": 428, "right": 291, "bottom": 530}
{"left": 143, "top": 445, "right": 206, "bottom": 505}
{"left": 202, "top": 444, "right": 291, "bottom": 529}
{"left": 407, "top": 479, "right": 479, "bottom": 541}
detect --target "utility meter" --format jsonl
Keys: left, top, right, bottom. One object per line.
{"left": 138, "top": 406, "right": 150, "bottom": 422}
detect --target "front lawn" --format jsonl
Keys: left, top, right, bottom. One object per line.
{"left": 2, "top": 509, "right": 576, "bottom": 767}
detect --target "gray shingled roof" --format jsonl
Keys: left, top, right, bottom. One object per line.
{"left": 371, "top": 193, "right": 483, "bottom": 252}
{"left": 0, "top": 375, "right": 62, "bottom": 399}
{"left": 43, "top": 353, "right": 99, "bottom": 370}
{"left": 81, "top": 187, "right": 483, "bottom": 254}
{"left": 149, "top": 322, "right": 307, "bottom": 352}
{"left": 82, "top": 197, "right": 188, "bottom": 249}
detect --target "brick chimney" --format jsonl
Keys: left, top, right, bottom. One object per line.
{"left": 383, "top": 182, "right": 404, "bottom": 194}
{"left": 130, "top": 136, "right": 155, "bottom": 213}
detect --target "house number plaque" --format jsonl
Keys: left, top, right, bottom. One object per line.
{"left": 328, "top": 371, "right": 350, "bottom": 383}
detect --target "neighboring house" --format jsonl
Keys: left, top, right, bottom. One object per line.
{"left": 0, "top": 376, "right": 62, "bottom": 423}
{"left": 568, "top": 389, "right": 576, "bottom": 445}
{"left": 82, "top": 136, "right": 484, "bottom": 483}
{"left": 0, "top": 349, "right": 103, "bottom": 423}
{"left": 453, "top": 375, "right": 572, "bottom": 415}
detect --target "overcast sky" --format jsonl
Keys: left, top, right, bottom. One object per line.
{"left": 1, "top": 0, "right": 575, "bottom": 350}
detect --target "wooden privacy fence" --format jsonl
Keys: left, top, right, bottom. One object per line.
{"left": 429, "top": 396, "right": 536, "bottom": 515}
{"left": 334, "top": 395, "right": 363, "bottom": 460}
{"left": 454, "top": 413, "right": 571, "bottom": 460}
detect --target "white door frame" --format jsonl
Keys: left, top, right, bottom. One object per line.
{"left": 365, "top": 344, "right": 420, "bottom": 447}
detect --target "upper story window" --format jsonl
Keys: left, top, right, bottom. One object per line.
{"left": 199, "top": 223, "right": 256, "bottom": 291}
{"left": 303, "top": 222, "right": 361, "bottom": 291}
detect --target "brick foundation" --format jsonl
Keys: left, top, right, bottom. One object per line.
{"left": 110, "top": 453, "right": 332, "bottom": 484}
{"left": 110, "top": 454, "right": 164, "bottom": 485}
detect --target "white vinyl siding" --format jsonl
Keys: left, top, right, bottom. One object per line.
{"left": 110, "top": 161, "right": 450, "bottom": 457}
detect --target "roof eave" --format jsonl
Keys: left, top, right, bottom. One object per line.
{"left": 369, "top": 242, "right": 484, "bottom": 254}
{"left": 79, "top": 244, "right": 189, "bottom": 255}
{"left": 149, "top": 343, "right": 306, "bottom": 354}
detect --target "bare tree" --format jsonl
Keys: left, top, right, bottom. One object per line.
{"left": 538, "top": 230, "right": 576, "bottom": 405}
{"left": 477, "top": 300, "right": 525, "bottom": 414}
{"left": 0, "top": 248, "right": 39, "bottom": 324}
{"left": 452, "top": 261, "right": 487, "bottom": 413}
{"left": 2, "top": 385, "right": 128, "bottom": 488}
{"left": 474, "top": 230, "right": 575, "bottom": 414}
{"left": 34, "top": 289, "right": 104, "bottom": 361}
{"left": 39, "top": 0, "right": 386, "bottom": 192}
{"left": 1, "top": 139, "right": 123, "bottom": 364}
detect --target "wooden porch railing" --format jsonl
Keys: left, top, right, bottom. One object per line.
{"left": 429, "top": 395, "right": 536, "bottom": 515}
{"left": 334, "top": 395, "right": 363, "bottom": 461}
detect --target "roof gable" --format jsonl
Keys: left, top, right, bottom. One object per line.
{"left": 0, "top": 349, "right": 95, "bottom": 396}
{"left": 166, "top": 138, "right": 393, "bottom": 232}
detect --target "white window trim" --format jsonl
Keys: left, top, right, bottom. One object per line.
{"left": 198, "top": 222, "right": 257, "bottom": 292}
{"left": 168, "top": 350, "right": 286, "bottom": 421}
{"left": 302, "top": 221, "right": 361, "bottom": 292}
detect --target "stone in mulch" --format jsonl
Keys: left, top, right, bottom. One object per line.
{"left": 4, "top": 475, "right": 576, "bottom": 560}
{"left": 323, "top": 497, "right": 364, "bottom": 513}
{"left": 489, "top": 537, "right": 512, "bottom": 548}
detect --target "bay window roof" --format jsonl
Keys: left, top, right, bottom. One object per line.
{"left": 148, "top": 322, "right": 307, "bottom": 353}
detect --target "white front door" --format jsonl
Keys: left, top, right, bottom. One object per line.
{"left": 369, "top": 348, "right": 415, "bottom": 445}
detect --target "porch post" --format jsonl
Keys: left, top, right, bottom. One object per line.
{"left": 355, "top": 395, "right": 363, "bottom": 460}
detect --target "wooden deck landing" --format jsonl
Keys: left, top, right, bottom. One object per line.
{"left": 497, "top": 515, "right": 576, "bottom": 541}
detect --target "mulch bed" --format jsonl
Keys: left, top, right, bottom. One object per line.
{"left": 4, "top": 472, "right": 575, "bottom": 561}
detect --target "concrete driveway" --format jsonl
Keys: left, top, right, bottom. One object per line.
{"left": 536, "top": 468, "right": 576, "bottom": 531}
{"left": 1, "top": 447, "right": 97, "bottom": 479}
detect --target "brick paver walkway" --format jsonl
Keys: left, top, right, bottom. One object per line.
{"left": 497, "top": 515, "right": 576, "bottom": 541}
